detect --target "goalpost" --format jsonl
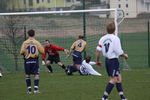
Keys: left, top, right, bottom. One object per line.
{"left": 0, "top": 8, "right": 129, "bottom": 71}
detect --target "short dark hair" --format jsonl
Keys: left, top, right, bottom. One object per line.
{"left": 28, "top": 29, "right": 35, "bottom": 37}
{"left": 107, "top": 22, "right": 115, "bottom": 34}
{"left": 78, "top": 35, "right": 84, "bottom": 39}
{"left": 85, "top": 56, "right": 91, "bottom": 63}
{"left": 45, "top": 40, "right": 50, "bottom": 43}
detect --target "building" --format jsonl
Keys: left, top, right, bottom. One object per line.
{"left": 109, "top": 0, "right": 150, "bottom": 18}
{"left": 6, "top": 0, "right": 80, "bottom": 11}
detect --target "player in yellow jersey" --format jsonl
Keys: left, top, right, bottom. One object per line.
{"left": 20, "top": 29, "right": 44, "bottom": 94}
{"left": 67, "top": 35, "right": 87, "bottom": 75}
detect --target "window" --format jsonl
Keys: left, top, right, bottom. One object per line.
{"left": 29, "top": 0, "right": 33, "bottom": 6}
{"left": 118, "top": 4, "right": 121, "bottom": 8}
{"left": 126, "top": 4, "right": 128, "bottom": 8}
{"left": 47, "top": 0, "right": 51, "bottom": 3}
{"left": 66, "top": 0, "right": 72, "bottom": 2}
{"left": 126, "top": 13, "right": 129, "bottom": 16}
{"left": 24, "top": 0, "right": 26, "bottom": 5}
{"left": 36, "top": 0, "right": 40, "bottom": 4}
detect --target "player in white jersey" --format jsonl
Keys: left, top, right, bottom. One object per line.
{"left": 96, "top": 22, "right": 128, "bottom": 100}
{"left": 80, "top": 56, "right": 102, "bottom": 76}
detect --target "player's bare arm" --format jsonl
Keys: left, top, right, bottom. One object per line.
{"left": 96, "top": 49, "right": 102, "bottom": 66}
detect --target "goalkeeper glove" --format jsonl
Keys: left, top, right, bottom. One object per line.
{"left": 42, "top": 60, "right": 46, "bottom": 66}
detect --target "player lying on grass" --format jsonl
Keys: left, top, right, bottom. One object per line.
{"left": 96, "top": 22, "right": 128, "bottom": 100}
{"left": 41, "top": 40, "right": 69, "bottom": 73}
{"left": 66, "top": 56, "right": 101, "bottom": 76}
{"left": 20, "top": 29, "right": 44, "bottom": 94}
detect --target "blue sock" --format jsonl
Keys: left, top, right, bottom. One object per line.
{"left": 103, "top": 82, "right": 114, "bottom": 99}
{"left": 26, "top": 77, "right": 31, "bottom": 91}
{"left": 116, "top": 83, "right": 126, "bottom": 99}
{"left": 34, "top": 76, "right": 39, "bottom": 91}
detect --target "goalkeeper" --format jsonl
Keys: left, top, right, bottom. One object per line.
{"left": 41, "top": 40, "right": 69, "bottom": 73}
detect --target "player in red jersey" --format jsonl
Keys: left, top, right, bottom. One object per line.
{"left": 41, "top": 40, "right": 69, "bottom": 73}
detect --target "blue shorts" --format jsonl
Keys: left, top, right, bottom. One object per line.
{"left": 24, "top": 58, "right": 39, "bottom": 75}
{"left": 72, "top": 51, "right": 82, "bottom": 64}
{"left": 105, "top": 58, "right": 120, "bottom": 77}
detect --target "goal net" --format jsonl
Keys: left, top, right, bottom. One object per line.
{"left": 0, "top": 9, "right": 128, "bottom": 72}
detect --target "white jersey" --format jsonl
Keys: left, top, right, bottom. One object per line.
{"left": 96, "top": 34, "right": 124, "bottom": 59}
{"left": 80, "top": 60, "right": 102, "bottom": 76}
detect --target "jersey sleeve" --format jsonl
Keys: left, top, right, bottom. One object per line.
{"left": 37, "top": 41, "right": 44, "bottom": 55}
{"left": 51, "top": 45, "right": 64, "bottom": 51}
{"left": 70, "top": 41, "right": 76, "bottom": 50}
{"left": 20, "top": 42, "right": 25, "bottom": 55}
{"left": 41, "top": 47, "right": 47, "bottom": 60}
{"left": 113, "top": 37, "right": 124, "bottom": 56}
{"left": 96, "top": 39, "right": 102, "bottom": 51}
{"left": 89, "top": 61, "right": 96, "bottom": 65}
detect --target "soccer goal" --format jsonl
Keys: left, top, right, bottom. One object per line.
{"left": 0, "top": 8, "right": 126, "bottom": 71}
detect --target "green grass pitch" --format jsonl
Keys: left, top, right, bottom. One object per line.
{"left": 0, "top": 69, "right": 150, "bottom": 100}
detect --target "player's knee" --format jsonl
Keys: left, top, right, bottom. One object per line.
{"left": 110, "top": 77, "right": 118, "bottom": 83}
{"left": 26, "top": 75, "right": 30, "bottom": 78}
{"left": 57, "top": 62, "right": 63, "bottom": 66}
{"left": 34, "top": 75, "right": 39, "bottom": 80}
{"left": 46, "top": 61, "right": 50, "bottom": 65}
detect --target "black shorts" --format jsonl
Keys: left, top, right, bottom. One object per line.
{"left": 47, "top": 54, "right": 60, "bottom": 64}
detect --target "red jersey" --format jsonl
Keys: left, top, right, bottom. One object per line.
{"left": 42, "top": 44, "right": 64, "bottom": 60}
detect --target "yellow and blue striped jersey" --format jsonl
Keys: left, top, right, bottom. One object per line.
{"left": 20, "top": 37, "right": 44, "bottom": 59}
{"left": 70, "top": 39, "right": 87, "bottom": 52}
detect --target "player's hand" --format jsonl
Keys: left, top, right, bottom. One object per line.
{"left": 96, "top": 61, "right": 102, "bottom": 67}
{"left": 123, "top": 53, "right": 128, "bottom": 59}
{"left": 64, "top": 49, "right": 70, "bottom": 58}
{"left": 42, "top": 60, "right": 46, "bottom": 66}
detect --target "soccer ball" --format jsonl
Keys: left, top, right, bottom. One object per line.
{"left": 0, "top": 72, "right": 2, "bottom": 77}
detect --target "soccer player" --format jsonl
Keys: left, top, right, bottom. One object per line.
{"left": 96, "top": 22, "right": 128, "bottom": 100}
{"left": 80, "top": 56, "right": 102, "bottom": 76}
{"left": 69, "top": 35, "right": 87, "bottom": 70}
{"left": 66, "top": 35, "right": 87, "bottom": 75}
{"left": 20, "top": 29, "right": 44, "bottom": 94}
{"left": 41, "top": 40, "right": 69, "bottom": 73}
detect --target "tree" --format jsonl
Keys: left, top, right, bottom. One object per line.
{"left": 0, "top": 16, "right": 25, "bottom": 71}
{"left": 0, "top": 0, "right": 11, "bottom": 12}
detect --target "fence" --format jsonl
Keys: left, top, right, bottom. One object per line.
{"left": 0, "top": 0, "right": 149, "bottom": 72}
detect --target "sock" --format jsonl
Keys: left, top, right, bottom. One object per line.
{"left": 116, "top": 83, "right": 126, "bottom": 99}
{"left": 47, "top": 65, "right": 53, "bottom": 73}
{"left": 103, "top": 82, "right": 114, "bottom": 99}
{"left": 70, "top": 65, "right": 78, "bottom": 73}
{"left": 61, "top": 65, "right": 67, "bottom": 71}
{"left": 34, "top": 76, "right": 39, "bottom": 91}
{"left": 26, "top": 77, "right": 31, "bottom": 91}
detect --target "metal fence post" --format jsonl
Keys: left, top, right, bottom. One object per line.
{"left": 148, "top": 21, "right": 150, "bottom": 68}
{"left": 83, "top": 0, "right": 86, "bottom": 59}
{"left": 24, "top": 26, "right": 27, "bottom": 40}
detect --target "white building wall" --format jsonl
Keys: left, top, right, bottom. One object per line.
{"left": 110, "top": 0, "right": 137, "bottom": 18}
